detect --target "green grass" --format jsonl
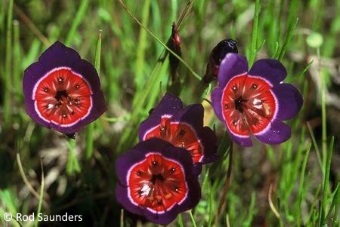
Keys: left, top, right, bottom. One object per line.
{"left": 1, "top": 0, "right": 339, "bottom": 226}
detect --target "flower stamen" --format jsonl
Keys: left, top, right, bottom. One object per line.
{"left": 221, "top": 74, "right": 276, "bottom": 136}
{"left": 34, "top": 68, "right": 93, "bottom": 126}
{"left": 234, "top": 96, "right": 247, "bottom": 112}
{"left": 128, "top": 153, "right": 188, "bottom": 213}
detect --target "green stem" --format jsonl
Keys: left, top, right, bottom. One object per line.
{"left": 85, "top": 30, "right": 102, "bottom": 159}
{"left": 177, "top": 213, "right": 184, "bottom": 227}
{"left": 34, "top": 160, "right": 45, "bottom": 227}
{"left": 249, "top": 0, "right": 260, "bottom": 65}
{"left": 65, "top": 0, "right": 89, "bottom": 45}
{"left": 4, "top": 0, "right": 13, "bottom": 127}
{"left": 278, "top": 18, "right": 298, "bottom": 61}
{"left": 297, "top": 143, "right": 311, "bottom": 226}
{"left": 66, "top": 139, "right": 80, "bottom": 174}
{"left": 320, "top": 51, "right": 327, "bottom": 172}
{"left": 189, "top": 211, "right": 197, "bottom": 227}
{"left": 13, "top": 20, "right": 20, "bottom": 101}
{"left": 331, "top": 183, "right": 340, "bottom": 225}
{"left": 319, "top": 42, "right": 331, "bottom": 225}
{"left": 134, "top": 0, "right": 151, "bottom": 90}
{"left": 321, "top": 137, "right": 334, "bottom": 224}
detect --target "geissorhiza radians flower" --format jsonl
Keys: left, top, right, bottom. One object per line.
{"left": 115, "top": 138, "right": 201, "bottom": 225}
{"left": 23, "top": 41, "right": 106, "bottom": 137}
{"left": 139, "top": 93, "right": 217, "bottom": 171}
{"left": 211, "top": 53, "right": 303, "bottom": 147}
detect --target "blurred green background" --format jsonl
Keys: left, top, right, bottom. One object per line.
{"left": 0, "top": 0, "right": 339, "bottom": 226}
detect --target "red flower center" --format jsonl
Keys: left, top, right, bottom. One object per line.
{"left": 143, "top": 117, "right": 204, "bottom": 163}
{"left": 33, "top": 67, "right": 92, "bottom": 126}
{"left": 127, "top": 153, "right": 188, "bottom": 213}
{"left": 221, "top": 73, "right": 277, "bottom": 136}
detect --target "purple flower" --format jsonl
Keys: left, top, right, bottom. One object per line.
{"left": 211, "top": 53, "right": 303, "bottom": 146}
{"left": 139, "top": 93, "right": 217, "bottom": 167}
{"left": 115, "top": 138, "right": 201, "bottom": 225}
{"left": 23, "top": 41, "right": 106, "bottom": 135}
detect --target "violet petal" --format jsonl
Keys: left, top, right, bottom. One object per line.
{"left": 148, "top": 93, "right": 183, "bottom": 118}
{"left": 115, "top": 148, "right": 147, "bottom": 186}
{"left": 255, "top": 120, "right": 291, "bottom": 144}
{"left": 228, "top": 130, "right": 253, "bottom": 147}
{"left": 172, "top": 104, "right": 203, "bottom": 129}
{"left": 248, "top": 59, "right": 287, "bottom": 85}
{"left": 273, "top": 83, "right": 303, "bottom": 120}
{"left": 217, "top": 53, "right": 248, "bottom": 88}
{"left": 211, "top": 87, "right": 224, "bottom": 122}
{"left": 199, "top": 127, "right": 218, "bottom": 163}
{"left": 116, "top": 184, "right": 144, "bottom": 217}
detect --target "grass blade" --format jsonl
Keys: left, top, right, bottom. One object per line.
{"left": 65, "top": 0, "right": 89, "bottom": 45}
{"left": 34, "top": 159, "right": 45, "bottom": 227}
{"left": 248, "top": 0, "right": 260, "bottom": 65}
{"left": 4, "top": 0, "right": 13, "bottom": 127}
{"left": 85, "top": 30, "right": 102, "bottom": 159}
